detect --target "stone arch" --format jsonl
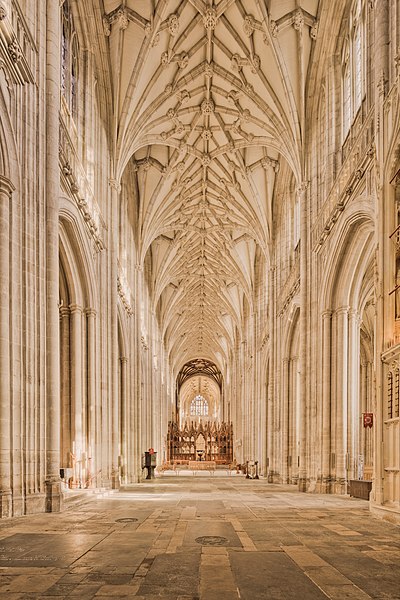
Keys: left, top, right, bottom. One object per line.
{"left": 319, "top": 207, "right": 375, "bottom": 493}
{"left": 59, "top": 203, "right": 97, "bottom": 308}
{"left": 320, "top": 202, "right": 374, "bottom": 311}
{"left": 58, "top": 204, "right": 99, "bottom": 489}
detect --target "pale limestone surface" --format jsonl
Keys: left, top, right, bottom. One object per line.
{"left": 1, "top": 478, "right": 400, "bottom": 599}
{"left": 0, "top": 0, "right": 400, "bottom": 526}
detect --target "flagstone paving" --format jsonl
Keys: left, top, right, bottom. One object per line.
{"left": 0, "top": 478, "right": 399, "bottom": 599}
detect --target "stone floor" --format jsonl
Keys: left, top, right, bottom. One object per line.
{"left": 0, "top": 477, "right": 400, "bottom": 599}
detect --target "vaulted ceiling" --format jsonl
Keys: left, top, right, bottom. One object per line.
{"left": 103, "top": 0, "right": 320, "bottom": 375}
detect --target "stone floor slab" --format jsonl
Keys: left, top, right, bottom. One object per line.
{"left": 0, "top": 479, "right": 400, "bottom": 599}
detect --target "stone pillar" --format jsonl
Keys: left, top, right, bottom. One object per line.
{"left": 348, "top": 309, "right": 360, "bottom": 480}
{"left": 109, "top": 179, "right": 120, "bottom": 489}
{"left": 281, "top": 358, "right": 289, "bottom": 483}
{"left": 70, "top": 305, "right": 83, "bottom": 469}
{"left": 267, "top": 266, "right": 275, "bottom": 482}
{"left": 45, "top": 0, "right": 61, "bottom": 512}
{"left": 360, "top": 361, "right": 367, "bottom": 467}
{"left": 86, "top": 309, "right": 96, "bottom": 485}
{"left": 0, "top": 176, "right": 14, "bottom": 517}
{"left": 298, "top": 182, "right": 309, "bottom": 491}
{"left": 120, "top": 356, "right": 128, "bottom": 483}
{"left": 291, "top": 357, "right": 299, "bottom": 483}
{"left": 321, "top": 310, "right": 332, "bottom": 492}
{"left": 335, "top": 306, "right": 349, "bottom": 494}
{"left": 134, "top": 265, "right": 143, "bottom": 480}
{"left": 60, "top": 307, "right": 71, "bottom": 468}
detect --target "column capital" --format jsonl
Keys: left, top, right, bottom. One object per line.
{"left": 335, "top": 306, "right": 350, "bottom": 316}
{"left": 0, "top": 175, "right": 15, "bottom": 194}
{"left": 59, "top": 307, "right": 70, "bottom": 318}
{"left": 120, "top": 356, "right": 128, "bottom": 364}
{"left": 109, "top": 178, "right": 121, "bottom": 193}
{"left": 85, "top": 308, "right": 97, "bottom": 317}
{"left": 322, "top": 309, "right": 333, "bottom": 319}
{"left": 69, "top": 303, "right": 83, "bottom": 315}
{"left": 296, "top": 181, "right": 309, "bottom": 197}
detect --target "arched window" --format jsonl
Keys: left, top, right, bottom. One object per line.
{"left": 190, "top": 395, "right": 208, "bottom": 416}
{"left": 318, "top": 87, "right": 327, "bottom": 206}
{"left": 353, "top": 20, "right": 362, "bottom": 111}
{"left": 61, "top": 1, "right": 79, "bottom": 118}
{"left": 342, "top": 44, "right": 351, "bottom": 138}
{"left": 341, "top": 0, "right": 365, "bottom": 140}
{"left": 388, "top": 371, "right": 393, "bottom": 419}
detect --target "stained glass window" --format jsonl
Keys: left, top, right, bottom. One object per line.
{"left": 190, "top": 395, "right": 208, "bottom": 416}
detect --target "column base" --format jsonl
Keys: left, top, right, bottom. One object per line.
{"left": 0, "top": 491, "right": 12, "bottom": 518}
{"left": 111, "top": 471, "right": 120, "bottom": 490}
{"left": 25, "top": 493, "right": 46, "bottom": 515}
{"left": 12, "top": 494, "right": 25, "bottom": 517}
{"left": 45, "top": 480, "right": 62, "bottom": 513}
{"left": 297, "top": 477, "right": 307, "bottom": 492}
{"left": 332, "top": 478, "right": 347, "bottom": 495}
{"left": 316, "top": 477, "right": 332, "bottom": 494}
{"left": 267, "top": 470, "right": 281, "bottom": 483}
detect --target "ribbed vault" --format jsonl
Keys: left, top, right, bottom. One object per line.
{"left": 177, "top": 358, "right": 223, "bottom": 391}
{"left": 104, "top": 0, "right": 320, "bottom": 370}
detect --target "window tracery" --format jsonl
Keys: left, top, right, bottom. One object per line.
{"left": 341, "top": 0, "right": 365, "bottom": 139}
{"left": 317, "top": 87, "right": 327, "bottom": 207}
{"left": 190, "top": 395, "right": 208, "bottom": 416}
{"left": 61, "top": 1, "right": 79, "bottom": 118}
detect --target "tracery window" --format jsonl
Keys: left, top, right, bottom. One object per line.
{"left": 190, "top": 395, "right": 208, "bottom": 416}
{"left": 317, "top": 88, "right": 327, "bottom": 206}
{"left": 342, "top": 46, "right": 351, "bottom": 138}
{"left": 388, "top": 371, "right": 393, "bottom": 419}
{"left": 61, "top": 1, "right": 79, "bottom": 118}
{"left": 341, "top": 0, "right": 365, "bottom": 140}
{"left": 293, "top": 196, "right": 300, "bottom": 249}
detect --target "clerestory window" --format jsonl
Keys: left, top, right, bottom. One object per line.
{"left": 341, "top": 0, "right": 365, "bottom": 140}
{"left": 61, "top": 1, "right": 79, "bottom": 119}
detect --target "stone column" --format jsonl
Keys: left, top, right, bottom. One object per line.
{"left": 335, "top": 306, "right": 349, "bottom": 494}
{"left": 321, "top": 310, "right": 332, "bottom": 492}
{"left": 360, "top": 361, "right": 367, "bottom": 467}
{"left": 291, "top": 357, "right": 299, "bottom": 483}
{"left": 371, "top": 0, "right": 390, "bottom": 510}
{"left": 281, "top": 358, "right": 289, "bottom": 483}
{"left": 0, "top": 176, "right": 14, "bottom": 517}
{"left": 70, "top": 304, "right": 83, "bottom": 486}
{"left": 60, "top": 307, "right": 71, "bottom": 468}
{"left": 45, "top": 0, "right": 61, "bottom": 512}
{"left": 134, "top": 264, "right": 143, "bottom": 480}
{"left": 267, "top": 265, "right": 275, "bottom": 481}
{"left": 348, "top": 309, "right": 360, "bottom": 480}
{"left": 120, "top": 356, "right": 128, "bottom": 483}
{"left": 298, "top": 182, "right": 309, "bottom": 491}
{"left": 109, "top": 179, "right": 120, "bottom": 489}
{"left": 86, "top": 309, "right": 96, "bottom": 485}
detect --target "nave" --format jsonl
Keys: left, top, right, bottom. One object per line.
{"left": 0, "top": 477, "right": 399, "bottom": 599}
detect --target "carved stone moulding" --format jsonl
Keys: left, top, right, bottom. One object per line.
{"left": 201, "top": 98, "right": 215, "bottom": 115}
{"left": 203, "top": 8, "right": 218, "bottom": 30}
